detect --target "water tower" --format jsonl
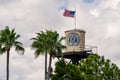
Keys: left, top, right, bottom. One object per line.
{"left": 63, "top": 29, "right": 92, "bottom": 64}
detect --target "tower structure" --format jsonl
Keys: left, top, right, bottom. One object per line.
{"left": 63, "top": 29, "right": 92, "bottom": 64}
{"left": 65, "top": 29, "right": 85, "bottom": 52}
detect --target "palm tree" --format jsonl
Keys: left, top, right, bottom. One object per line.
{"left": 31, "top": 30, "right": 66, "bottom": 80}
{"left": 0, "top": 26, "right": 25, "bottom": 80}
{"left": 46, "top": 31, "right": 66, "bottom": 80}
{"left": 31, "top": 31, "right": 49, "bottom": 80}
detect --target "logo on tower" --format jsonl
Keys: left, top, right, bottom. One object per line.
{"left": 67, "top": 33, "right": 80, "bottom": 46}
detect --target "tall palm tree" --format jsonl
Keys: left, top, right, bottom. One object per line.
{"left": 46, "top": 31, "right": 66, "bottom": 80}
{"left": 0, "top": 26, "right": 25, "bottom": 80}
{"left": 31, "top": 31, "right": 49, "bottom": 80}
{"left": 31, "top": 30, "right": 66, "bottom": 80}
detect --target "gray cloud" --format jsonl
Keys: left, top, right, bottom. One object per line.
{"left": 0, "top": 0, "right": 120, "bottom": 80}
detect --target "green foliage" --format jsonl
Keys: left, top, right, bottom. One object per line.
{"left": 51, "top": 58, "right": 67, "bottom": 80}
{"left": 31, "top": 30, "right": 66, "bottom": 79}
{"left": 31, "top": 30, "right": 66, "bottom": 58}
{"left": 0, "top": 26, "right": 25, "bottom": 80}
{"left": 52, "top": 58, "right": 82, "bottom": 80}
{"left": 0, "top": 26, "right": 24, "bottom": 55}
{"left": 52, "top": 54, "right": 120, "bottom": 80}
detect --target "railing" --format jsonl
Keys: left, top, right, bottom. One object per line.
{"left": 84, "top": 45, "right": 98, "bottom": 53}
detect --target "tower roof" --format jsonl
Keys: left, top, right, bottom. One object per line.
{"left": 65, "top": 29, "right": 86, "bottom": 33}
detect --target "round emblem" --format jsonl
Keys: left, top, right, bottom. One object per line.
{"left": 67, "top": 33, "right": 80, "bottom": 46}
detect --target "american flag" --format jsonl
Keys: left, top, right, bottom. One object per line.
{"left": 63, "top": 9, "right": 75, "bottom": 18}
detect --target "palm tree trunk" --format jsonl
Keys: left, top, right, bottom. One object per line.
{"left": 48, "top": 54, "right": 52, "bottom": 80}
{"left": 45, "top": 52, "right": 47, "bottom": 80}
{"left": 7, "top": 49, "right": 10, "bottom": 80}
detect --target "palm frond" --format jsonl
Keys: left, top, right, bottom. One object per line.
{"left": 31, "top": 30, "right": 66, "bottom": 59}
{"left": 0, "top": 26, "right": 25, "bottom": 55}
{"left": 0, "top": 46, "right": 6, "bottom": 55}
{"left": 59, "top": 36, "right": 66, "bottom": 42}
{"left": 14, "top": 41, "right": 23, "bottom": 47}
{"left": 15, "top": 45, "right": 25, "bottom": 55}
{"left": 34, "top": 49, "right": 44, "bottom": 58}
{"left": 30, "top": 37, "right": 38, "bottom": 40}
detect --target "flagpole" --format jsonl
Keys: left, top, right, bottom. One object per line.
{"left": 75, "top": 9, "right": 76, "bottom": 29}
{"left": 75, "top": 1, "right": 77, "bottom": 29}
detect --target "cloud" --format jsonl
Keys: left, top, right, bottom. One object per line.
{"left": 105, "top": 23, "right": 120, "bottom": 39}
{"left": 0, "top": 47, "right": 45, "bottom": 80}
{"left": 90, "top": 9, "right": 100, "bottom": 18}
{"left": 57, "top": 0, "right": 69, "bottom": 10}
{"left": 83, "top": 0, "right": 95, "bottom": 3}
{"left": 0, "top": 0, "right": 120, "bottom": 80}
{"left": 103, "top": 0, "right": 120, "bottom": 9}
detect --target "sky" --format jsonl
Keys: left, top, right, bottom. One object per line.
{"left": 0, "top": 0, "right": 120, "bottom": 80}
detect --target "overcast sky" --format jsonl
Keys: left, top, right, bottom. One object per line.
{"left": 0, "top": 0, "right": 120, "bottom": 80}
